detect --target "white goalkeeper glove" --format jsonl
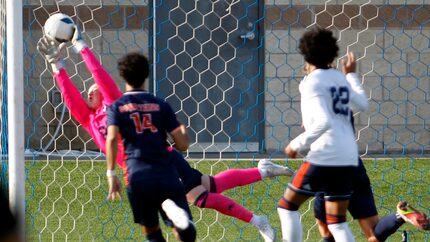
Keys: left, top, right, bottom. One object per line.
{"left": 37, "top": 36, "right": 66, "bottom": 74}
{"left": 71, "top": 25, "right": 87, "bottom": 53}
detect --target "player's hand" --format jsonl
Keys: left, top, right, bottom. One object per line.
{"left": 284, "top": 144, "right": 298, "bottom": 158}
{"left": 342, "top": 52, "right": 356, "bottom": 74}
{"left": 107, "top": 175, "right": 122, "bottom": 201}
{"left": 71, "top": 25, "right": 87, "bottom": 53}
{"left": 37, "top": 36, "right": 66, "bottom": 64}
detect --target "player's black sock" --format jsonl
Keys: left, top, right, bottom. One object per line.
{"left": 374, "top": 213, "right": 405, "bottom": 241}
{"left": 177, "top": 223, "right": 196, "bottom": 242}
{"left": 323, "top": 236, "right": 335, "bottom": 242}
{"left": 146, "top": 229, "right": 166, "bottom": 242}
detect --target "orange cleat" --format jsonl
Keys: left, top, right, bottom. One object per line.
{"left": 397, "top": 201, "right": 430, "bottom": 231}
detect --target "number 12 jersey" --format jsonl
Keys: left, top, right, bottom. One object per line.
{"left": 289, "top": 68, "right": 368, "bottom": 166}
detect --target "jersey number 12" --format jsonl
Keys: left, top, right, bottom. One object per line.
{"left": 330, "top": 86, "right": 349, "bottom": 115}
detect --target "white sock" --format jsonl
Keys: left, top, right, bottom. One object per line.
{"left": 328, "top": 222, "right": 355, "bottom": 242}
{"left": 250, "top": 214, "right": 259, "bottom": 226}
{"left": 277, "top": 207, "right": 302, "bottom": 242}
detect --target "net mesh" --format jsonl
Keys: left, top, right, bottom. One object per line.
{"left": 2, "top": 0, "right": 428, "bottom": 241}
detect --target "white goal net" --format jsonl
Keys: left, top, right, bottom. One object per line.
{"left": 1, "top": 0, "right": 428, "bottom": 241}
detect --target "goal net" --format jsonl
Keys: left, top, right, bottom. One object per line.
{"left": 2, "top": 0, "right": 429, "bottom": 241}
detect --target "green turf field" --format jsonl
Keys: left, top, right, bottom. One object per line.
{"left": 22, "top": 158, "right": 429, "bottom": 241}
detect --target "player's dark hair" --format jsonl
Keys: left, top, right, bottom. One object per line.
{"left": 299, "top": 27, "right": 339, "bottom": 69}
{"left": 117, "top": 52, "right": 149, "bottom": 88}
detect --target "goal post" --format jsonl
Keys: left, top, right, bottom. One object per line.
{"left": 6, "top": 0, "right": 25, "bottom": 236}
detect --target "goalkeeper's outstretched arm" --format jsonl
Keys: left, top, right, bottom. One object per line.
{"left": 37, "top": 36, "right": 92, "bottom": 127}
{"left": 70, "top": 25, "right": 122, "bottom": 105}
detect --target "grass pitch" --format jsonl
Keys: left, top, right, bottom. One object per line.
{"left": 19, "top": 158, "right": 430, "bottom": 241}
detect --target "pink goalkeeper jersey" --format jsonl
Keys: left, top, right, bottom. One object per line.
{"left": 54, "top": 47, "right": 125, "bottom": 168}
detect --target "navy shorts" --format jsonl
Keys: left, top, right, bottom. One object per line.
{"left": 314, "top": 158, "right": 378, "bottom": 221}
{"left": 170, "top": 149, "right": 203, "bottom": 193}
{"left": 126, "top": 161, "right": 192, "bottom": 227}
{"left": 289, "top": 162, "right": 355, "bottom": 201}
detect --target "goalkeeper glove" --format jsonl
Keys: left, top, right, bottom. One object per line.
{"left": 71, "top": 25, "right": 88, "bottom": 53}
{"left": 37, "top": 36, "right": 66, "bottom": 74}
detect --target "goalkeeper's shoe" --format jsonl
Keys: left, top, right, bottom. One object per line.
{"left": 397, "top": 201, "right": 430, "bottom": 231}
{"left": 258, "top": 159, "right": 294, "bottom": 179}
{"left": 162, "top": 199, "right": 191, "bottom": 230}
{"left": 250, "top": 215, "right": 275, "bottom": 242}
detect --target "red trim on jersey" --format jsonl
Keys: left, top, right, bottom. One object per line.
{"left": 292, "top": 162, "right": 311, "bottom": 188}
{"left": 122, "top": 153, "right": 129, "bottom": 186}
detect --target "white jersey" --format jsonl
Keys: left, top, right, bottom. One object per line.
{"left": 289, "top": 69, "right": 368, "bottom": 166}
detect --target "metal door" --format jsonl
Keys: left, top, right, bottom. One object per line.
{"left": 152, "top": 0, "right": 264, "bottom": 153}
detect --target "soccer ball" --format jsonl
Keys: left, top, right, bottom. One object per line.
{"left": 43, "top": 13, "right": 74, "bottom": 42}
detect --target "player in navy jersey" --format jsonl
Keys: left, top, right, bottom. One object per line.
{"left": 106, "top": 52, "right": 196, "bottom": 242}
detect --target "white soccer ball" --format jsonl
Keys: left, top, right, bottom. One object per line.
{"left": 44, "top": 13, "right": 75, "bottom": 42}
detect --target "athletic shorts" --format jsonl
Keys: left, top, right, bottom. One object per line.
{"left": 288, "top": 162, "right": 355, "bottom": 201}
{"left": 170, "top": 149, "right": 203, "bottom": 193}
{"left": 314, "top": 158, "right": 378, "bottom": 221}
{"left": 126, "top": 162, "right": 192, "bottom": 227}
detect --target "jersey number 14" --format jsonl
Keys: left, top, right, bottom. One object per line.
{"left": 130, "top": 112, "right": 158, "bottom": 133}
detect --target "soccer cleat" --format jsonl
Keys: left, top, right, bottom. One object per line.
{"left": 397, "top": 201, "right": 430, "bottom": 231}
{"left": 251, "top": 215, "right": 275, "bottom": 242}
{"left": 258, "top": 159, "right": 295, "bottom": 179}
{"left": 161, "top": 199, "right": 190, "bottom": 230}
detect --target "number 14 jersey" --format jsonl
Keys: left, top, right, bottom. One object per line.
{"left": 107, "top": 90, "right": 180, "bottom": 164}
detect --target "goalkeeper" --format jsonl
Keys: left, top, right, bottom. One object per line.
{"left": 37, "top": 24, "right": 294, "bottom": 242}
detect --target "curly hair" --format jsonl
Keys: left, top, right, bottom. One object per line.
{"left": 299, "top": 27, "right": 339, "bottom": 68}
{"left": 117, "top": 52, "right": 149, "bottom": 88}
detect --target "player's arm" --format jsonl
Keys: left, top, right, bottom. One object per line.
{"left": 105, "top": 106, "right": 122, "bottom": 201}
{"left": 286, "top": 81, "right": 331, "bottom": 157}
{"left": 345, "top": 73, "right": 368, "bottom": 112}
{"left": 170, "top": 124, "right": 189, "bottom": 151}
{"left": 37, "top": 36, "right": 92, "bottom": 126}
{"left": 54, "top": 70, "right": 93, "bottom": 126}
{"left": 163, "top": 101, "right": 190, "bottom": 151}
{"left": 342, "top": 52, "right": 368, "bottom": 112}
{"left": 106, "top": 125, "right": 119, "bottom": 172}
{"left": 71, "top": 26, "right": 122, "bottom": 105}
{"left": 288, "top": 97, "right": 331, "bottom": 154}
